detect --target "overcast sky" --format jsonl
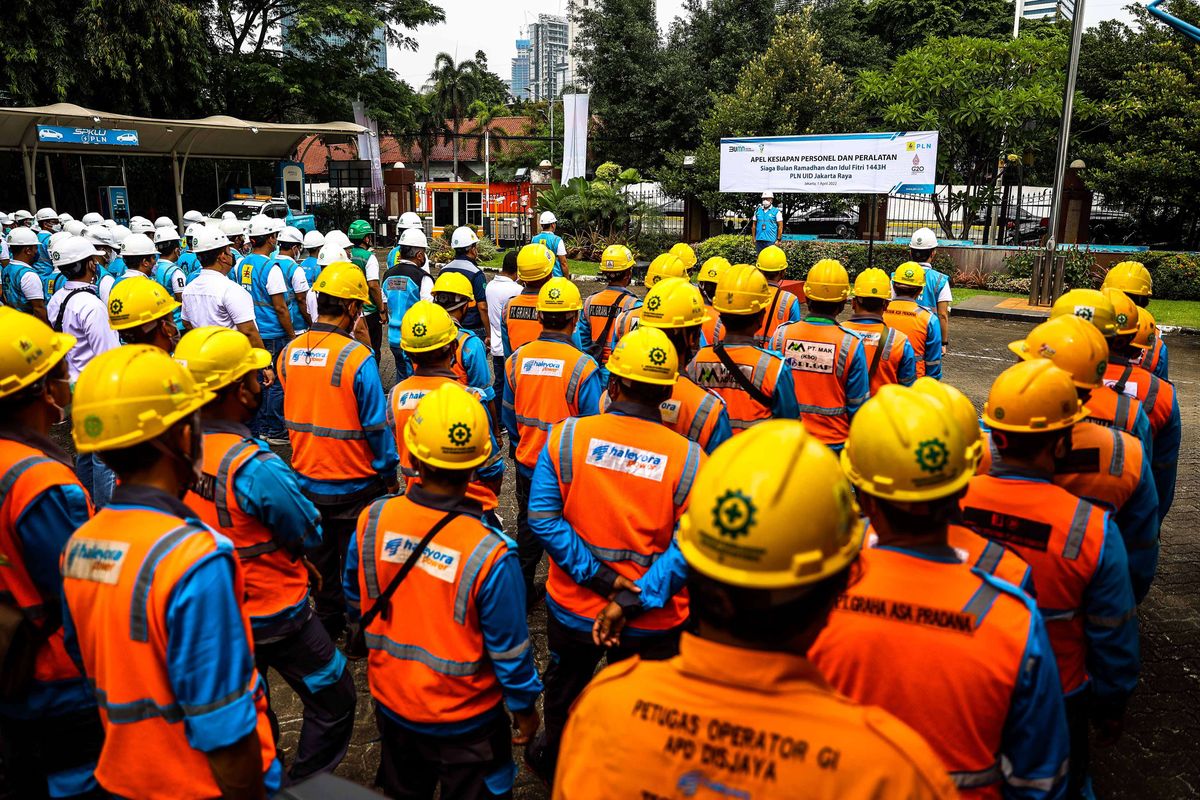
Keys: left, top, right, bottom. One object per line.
{"left": 386, "top": 0, "right": 1140, "bottom": 92}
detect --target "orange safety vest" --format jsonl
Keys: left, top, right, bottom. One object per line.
{"left": 1083, "top": 384, "right": 1144, "bottom": 437}
{"left": 583, "top": 286, "right": 639, "bottom": 363}
{"left": 770, "top": 319, "right": 865, "bottom": 445}
{"left": 503, "top": 291, "right": 542, "bottom": 353}
{"left": 184, "top": 430, "right": 309, "bottom": 623}
{"left": 448, "top": 328, "right": 474, "bottom": 388}
{"left": 1142, "top": 335, "right": 1166, "bottom": 375}
{"left": 810, "top": 545, "right": 1039, "bottom": 797}
{"left": 658, "top": 377, "right": 726, "bottom": 452}
{"left": 278, "top": 328, "right": 377, "bottom": 483}
{"left": 60, "top": 509, "right": 276, "bottom": 800}
{"left": 0, "top": 439, "right": 92, "bottom": 689}
{"left": 843, "top": 318, "right": 912, "bottom": 394}
{"left": 354, "top": 494, "right": 509, "bottom": 723}
{"left": 544, "top": 413, "right": 702, "bottom": 632}
{"left": 959, "top": 475, "right": 1109, "bottom": 695}
{"left": 505, "top": 337, "right": 597, "bottom": 469}
{"left": 687, "top": 339, "right": 786, "bottom": 434}
{"left": 700, "top": 302, "right": 724, "bottom": 346}
{"left": 1104, "top": 361, "right": 1174, "bottom": 436}
{"left": 554, "top": 633, "right": 958, "bottom": 800}
{"left": 387, "top": 373, "right": 500, "bottom": 510}
{"left": 610, "top": 305, "right": 643, "bottom": 347}
{"left": 865, "top": 522, "right": 1031, "bottom": 596}
{"left": 884, "top": 299, "right": 935, "bottom": 377}
{"left": 753, "top": 285, "right": 802, "bottom": 347}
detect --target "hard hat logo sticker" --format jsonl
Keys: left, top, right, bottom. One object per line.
{"left": 412, "top": 322, "right": 427, "bottom": 337}
{"left": 646, "top": 296, "right": 662, "bottom": 312}
{"left": 84, "top": 415, "right": 103, "bottom": 438}
{"left": 1073, "top": 305, "right": 1095, "bottom": 322}
{"left": 448, "top": 422, "right": 471, "bottom": 446}
{"left": 548, "top": 287, "right": 561, "bottom": 300}
{"left": 109, "top": 299, "right": 124, "bottom": 315}
{"left": 713, "top": 490, "right": 755, "bottom": 540}
{"left": 915, "top": 438, "right": 949, "bottom": 473}
{"left": 648, "top": 347, "right": 668, "bottom": 366}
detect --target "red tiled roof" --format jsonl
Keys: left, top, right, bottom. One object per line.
{"left": 297, "top": 116, "right": 535, "bottom": 176}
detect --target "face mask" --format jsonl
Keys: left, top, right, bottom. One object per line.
{"left": 52, "top": 223, "right": 62, "bottom": 232}
{"left": 762, "top": 201, "right": 771, "bottom": 209}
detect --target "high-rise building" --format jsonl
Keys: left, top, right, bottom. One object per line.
{"left": 280, "top": 15, "right": 388, "bottom": 70}
{"left": 1021, "top": 0, "right": 1074, "bottom": 21}
{"left": 528, "top": 14, "right": 569, "bottom": 101}
{"left": 511, "top": 37, "right": 531, "bottom": 101}
{"left": 566, "top": 0, "right": 591, "bottom": 91}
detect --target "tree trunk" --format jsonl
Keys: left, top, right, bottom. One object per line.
{"left": 452, "top": 117, "right": 460, "bottom": 182}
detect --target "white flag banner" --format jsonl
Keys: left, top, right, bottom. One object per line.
{"left": 352, "top": 100, "right": 384, "bottom": 196}
{"left": 561, "top": 94, "right": 590, "bottom": 183}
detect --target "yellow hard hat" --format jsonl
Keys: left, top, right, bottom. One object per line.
{"left": 404, "top": 382, "right": 492, "bottom": 470}
{"left": 756, "top": 245, "right": 787, "bottom": 274}
{"left": 669, "top": 242, "right": 697, "bottom": 270}
{"left": 911, "top": 377, "right": 983, "bottom": 469}
{"left": 432, "top": 271, "right": 474, "bottom": 300}
{"left": 313, "top": 261, "right": 369, "bottom": 302}
{"left": 853, "top": 267, "right": 892, "bottom": 299}
{"left": 1048, "top": 289, "right": 1118, "bottom": 337}
{"left": 1008, "top": 315, "right": 1108, "bottom": 388}
{"left": 107, "top": 277, "right": 181, "bottom": 331}
{"left": 607, "top": 326, "right": 678, "bottom": 386}
{"left": 401, "top": 301, "right": 457, "bottom": 353}
{"left": 804, "top": 259, "right": 850, "bottom": 302}
{"left": 517, "top": 243, "right": 555, "bottom": 282}
{"left": 698, "top": 256, "right": 731, "bottom": 285}
{"left": 1101, "top": 287, "right": 1139, "bottom": 336}
{"left": 842, "top": 385, "right": 974, "bottom": 502}
{"left": 712, "top": 264, "right": 770, "bottom": 315}
{"left": 1132, "top": 307, "right": 1158, "bottom": 350}
{"left": 1103, "top": 261, "right": 1152, "bottom": 298}
{"left": 174, "top": 327, "right": 270, "bottom": 392}
{"left": 645, "top": 253, "right": 688, "bottom": 288}
{"left": 983, "top": 360, "right": 1087, "bottom": 434}
{"left": 0, "top": 308, "right": 74, "bottom": 399}
{"left": 678, "top": 420, "right": 862, "bottom": 590}
{"left": 537, "top": 277, "right": 583, "bottom": 312}
{"left": 892, "top": 261, "right": 926, "bottom": 288}
{"left": 73, "top": 345, "right": 215, "bottom": 453}
{"left": 640, "top": 277, "right": 705, "bottom": 330}
{"left": 599, "top": 244, "right": 635, "bottom": 273}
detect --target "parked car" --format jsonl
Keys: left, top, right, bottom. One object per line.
{"left": 971, "top": 206, "right": 1046, "bottom": 245}
{"left": 784, "top": 206, "right": 860, "bottom": 239}
{"left": 209, "top": 197, "right": 316, "bottom": 233}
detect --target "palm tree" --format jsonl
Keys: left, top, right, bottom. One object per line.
{"left": 465, "top": 99, "right": 512, "bottom": 170}
{"left": 426, "top": 53, "right": 482, "bottom": 181}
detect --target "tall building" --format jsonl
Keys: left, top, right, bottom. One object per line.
{"left": 511, "top": 37, "right": 531, "bottom": 101}
{"left": 566, "top": 0, "right": 591, "bottom": 91}
{"left": 528, "top": 14, "right": 569, "bottom": 101}
{"left": 280, "top": 15, "right": 388, "bottom": 70}
{"left": 1021, "top": 0, "right": 1075, "bottom": 21}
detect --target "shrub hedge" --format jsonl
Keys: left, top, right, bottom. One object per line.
{"left": 694, "top": 235, "right": 956, "bottom": 283}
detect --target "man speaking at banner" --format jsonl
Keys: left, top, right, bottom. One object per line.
{"left": 755, "top": 192, "right": 784, "bottom": 252}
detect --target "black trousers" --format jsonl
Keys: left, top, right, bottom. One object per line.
{"left": 1064, "top": 688, "right": 1092, "bottom": 799}
{"left": 513, "top": 470, "right": 543, "bottom": 606}
{"left": 307, "top": 491, "right": 381, "bottom": 639}
{"left": 374, "top": 706, "right": 514, "bottom": 800}
{"left": 0, "top": 707, "right": 106, "bottom": 799}
{"left": 365, "top": 313, "right": 383, "bottom": 362}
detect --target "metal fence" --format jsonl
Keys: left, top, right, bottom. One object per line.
{"left": 304, "top": 186, "right": 384, "bottom": 233}
{"left": 623, "top": 184, "right": 685, "bottom": 237}
{"left": 884, "top": 186, "right": 1054, "bottom": 245}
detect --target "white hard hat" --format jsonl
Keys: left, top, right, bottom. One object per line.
{"left": 129, "top": 218, "right": 155, "bottom": 235}
{"left": 154, "top": 216, "right": 175, "bottom": 229}
{"left": 450, "top": 226, "right": 479, "bottom": 249}
{"left": 120, "top": 233, "right": 158, "bottom": 257}
{"left": 221, "top": 211, "right": 236, "bottom": 221}
{"left": 184, "top": 222, "right": 202, "bottom": 239}
{"left": 5, "top": 227, "right": 40, "bottom": 247}
{"left": 81, "top": 212, "right": 104, "bottom": 226}
{"left": 398, "top": 228, "right": 428, "bottom": 249}
{"left": 0, "top": 213, "right": 12, "bottom": 226}
{"left": 323, "top": 230, "right": 352, "bottom": 251}
{"left": 247, "top": 214, "right": 283, "bottom": 237}
{"left": 192, "top": 226, "right": 232, "bottom": 253}
{"left": 317, "top": 244, "right": 348, "bottom": 267}
{"left": 219, "top": 218, "right": 247, "bottom": 238}
{"left": 101, "top": 219, "right": 118, "bottom": 229}
{"left": 35, "top": 207, "right": 58, "bottom": 222}
{"left": 761, "top": 192, "right": 774, "bottom": 200}
{"left": 58, "top": 212, "right": 74, "bottom": 224}
{"left": 153, "top": 226, "right": 181, "bottom": 245}
{"left": 13, "top": 210, "right": 33, "bottom": 222}
{"left": 183, "top": 210, "right": 205, "bottom": 225}
{"left": 538, "top": 211, "right": 557, "bottom": 226}
{"left": 63, "top": 220, "right": 87, "bottom": 236}
{"left": 910, "top": 227, "right": 938, "bottom": 250}
{"left": 86, "top": 224, "right": 115, "bottom": 248}
{"left": 51, "top": 235, "right": 102, "bottom": 268}
{"left": 398, "top": 211, "right": 423, "bottom": 230}
{"left": 48, "top": 231, "right": 72, "bottom": 251}
{"left": 111, "top": 225, "right": 131, "bottom": 243}
{"left": 129, "top": 215, "right": 149, "bottom": 225}
{"left": 302, "top": 230, "right": 325, "bottom": 250}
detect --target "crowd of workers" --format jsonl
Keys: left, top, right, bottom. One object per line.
{"left": 0, "top": 201, "right": 1181, "bottom": 800}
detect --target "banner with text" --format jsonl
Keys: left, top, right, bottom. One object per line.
{"left": 719, "top": 131, "right": 938, "bottom": 195}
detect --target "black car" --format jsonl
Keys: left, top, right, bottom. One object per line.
{"left": 783, "top": 206, "right": 860, "bottom": 239}
{"left": 972, "top": 206, "right": 1046, "bottom": 244}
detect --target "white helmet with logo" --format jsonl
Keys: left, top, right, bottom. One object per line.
{"left": 910, "top": 227, "right": 939, "bottom": 251}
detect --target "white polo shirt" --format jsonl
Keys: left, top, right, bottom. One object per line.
{"left": 485, "top": 274, "right": 522, "bottom": 356}
{"left": 46, "top": 281, "right": 121, "bottom": 380}
{"left": 182, "top": 269, "right": 255, "bottom": 329}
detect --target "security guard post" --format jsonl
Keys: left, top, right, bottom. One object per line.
{"left": 1103, "top": 261, "right": 1167, "bottom": 378}
{"left": 0, "top": 309, "right": 104, "bottom": 799}
{"left": 151, "top": 225, "right": 186, "bottom": 330}
{"left": 752, "top": 245, "right": 803, "bottom": 345}
{"left": 959, "top": 360, "right": 1139, "bottom": 797}
{"left": 1004, "top": 315, "right": 1160, "bottom": 602}
{"left": 107, "top": 278, "right": 182, "bottom": 352}
{"left": 908, "top": 227, "right": 952, "bottom": 350}
{"left": 554, "top": 420, "right": 958, "bottom": 800}
{"left": 3, "top": 226, "right": 49, "bottom": 322}
{"left": 885, "top": 262, "right": 943, "bottom": 378}
{"left": 182, "top": 227, "right": 269, "bottom": 351}
{"left": 695, "top": 256, "right": 731, "bottom": 345}
{"left": 345, "top": 383, "right": 542, "bottom": 798}
{"left": 686, "top": 264, "right": 799, "bottom": 433}
{"left": 577, "top": 244, "right": 641, "bottom": 380}
{"left": 844, "top": 267, "right": 918, "bottom": 393}
{"left": 61, "top": 345, "right": 282, "bottom": 798}
{"left": 637, "top": 277, "right": 732, "bottom": 453}
{"left": 382, "top": 227, "right": 434, "bottom": 382}
{"left": 177, "top": 327, "right": 356, "bottom": 781}
{"left": 525, "top": 326, "right": 704, "bottom": 785}
{"left": 502, "top": 277, "right": 602, "bottom": 606}
{"left": 532, "top": 211, "right": 571, "bottom": 278}
{"left": 440, "top": 226, "right": 491, "bottom": 345}
{"left": 432, "top": 271, "right": 497, "bottom": 404}
{"left": 810, "top": 385, "right": 1069, "bottom": 798}
{"left": 346, "top": 219, "right": 388, "bottom": 359}
{"left": 606, "top": 253, "right": 688, "bottom": 355}
{"left": 278, "top": 263, "right": 400, "bottom": 640}
{"left": 502, "top": 243, "right": 557, "bottom": 357}
{"left": 770, "top": 258, "right": 869, "bottom": 451}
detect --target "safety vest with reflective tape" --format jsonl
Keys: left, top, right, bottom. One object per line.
{"left": 700, "top": 301, "right": 724, "bottom": 346}
{"left": 1083, "top": 384, "right": 1144, "bottom": 438}
{"left": 0, "top": 439, "right": 92, "bottom": 689}
{"left": 583, "top": 286, "right": 640, "bottom": 363}
{"left": 752, "top": 285, "right": 802, "bottom": 347}
{"left": 770, "top": 319, "right": 865, "bottom": 445}
{"left": 884, "top": 300, "right": 936, "bottom": 377}
{"left": 449, "top": 328, "right": 480, "bottom": 389}
{"left": 1104, "top": 361, "right": 1174, "bottom": 437}
{"left": 959, "top": 475, "right": 1109, "bottom": 695}
{"left": 502, "top": 291, "right": 542, "bottom": 354}
{"left": 60, "top": 509, "right": 276, "bottom": 800}
{"left": 1142, "top": 336, "right": 1166, "bottom": 377}
{"left": 354, "top": 494, "right": 509, "bottom": 723}
{"left": 843, "top": 318, "right": 911, "bottom": 394}
{"left": 810, "top": 545, "right": 1052, "bottom": 798}
{"left": 542, "top": 414, "right": 702, "bottom": 632}
{"left": 184, "top": 430, "right": 309, "bottom": 624}
{"left": 686, "top": 341, "right": 786, "bottom": 434}
{"left": 608, "top": 306, "right": 643, "bottom": 354}
{"left": 505, "top": 338, "right": 597, "bottom": 469}
{"left": 279, "top": 329, "right": 378, "bottom": 483}
{"left": 657, "top": 377, "right": 726, "bottom": 453}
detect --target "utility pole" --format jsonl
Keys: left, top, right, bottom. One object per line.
{"left": 1044, "top": 0, "right": 1087, "bottom": 254}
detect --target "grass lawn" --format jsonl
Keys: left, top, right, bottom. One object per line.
{"left": 479, "top": 255, "right": 599, "bottom": 276}
{"left": 952, "top": 288, "right": 1200, "bottom": 329}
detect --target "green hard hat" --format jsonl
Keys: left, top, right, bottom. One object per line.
{"left": 348, "top": 219, "right": 373, "bottom": 241}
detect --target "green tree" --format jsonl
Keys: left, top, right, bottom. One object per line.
{"left": 427, "top": 53, "right": 486, "bottom": 180}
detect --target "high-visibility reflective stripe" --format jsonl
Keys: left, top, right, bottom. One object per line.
{"left": 284, "top": 421, "right": 367, "bottom": 440}
{"left": 488, "top": 638, "right": 530, "bottom": 661}
{"left": 385, "top": 387, "right": 397, "bottom": 430}
{"left": 364, "top": 632, "right": 483, "bottom": 676}
{"left": 1061, "top": 499, "right": 1090, "bottom": 560}
{"left": 558, "top": 417, "right": 578, "bottom": 484}
{"left": 836, "top": 333, "right": 853, "bottom": 380}
{"left": 1087, "top": 608, "right": 1136, "bottom": 628}
{"left": 1041, "top": 608, "right": 1078, "bottom": 622}
{"left": 236, "top": 541, "right": 278, "bottom": 559}
{"left": 94, "top": 689, "right": 184, "bottom": 724}
{"left": 925, "top": 358, "right": 942, "bottom": 367}
{"left": 729, "top": 418, "right": 765, "bottom": 430}
{"left": 1115, "top": 392, "right": 1131, "bottom": 428}
{"left": 881, "top": 328, "right": 896, "bottom": 363}
{"left": 795, "top": 404, "right": 845, "bottom": 417}
{"left": 751, "top": 352, "right": 771, "bottom": 388}
{"left": 583, "top": 540, "right": 660, "bottom": 568}
{"left": 455, "top": 534, "right": 503, "bottom": 625}
{"left": 566, "top": 357, "right": 589, "bottom": 405}
{"left": 362, "top": 499, "right": 387, "bottom": 599}
{"left": 130, "top": 526, "right": 202, "bottom": 642}
{"left": 1143, "top": 375, "right": 1160, "bottom": 412}
{"left": 1002, "top": 754, "right": 1069, "bottom": 792}
{"left": 962, "top": 581, "right": 1001, "bottom": 627}
{"left": 514, "top": 414, "right": 552, "bottom": 432}
{"left": 214, "top": 440, "right": 256, "bottom": 528}
{"left": 330, "top": 341, "right": 360, "bottom": 388}
{"left": 528, "top": 509, "right": 560, "bottom": 520}
{"left": 950, "top": 764, "right": 1002, "bottom": 788}
{"left": 975, "top": 541, "right": 1004, "bottom": 574}
{"left": 0, "top": 455, "right": 53, "bottom": 509}
{"left": 688, "top": 394, "right": 718, "bottom": 443}
{"left": 1109, "top": 428, "right": 1125, "bottom": 477}
{"left": 674, "top": 441, "right": 703, "bottom": 507}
